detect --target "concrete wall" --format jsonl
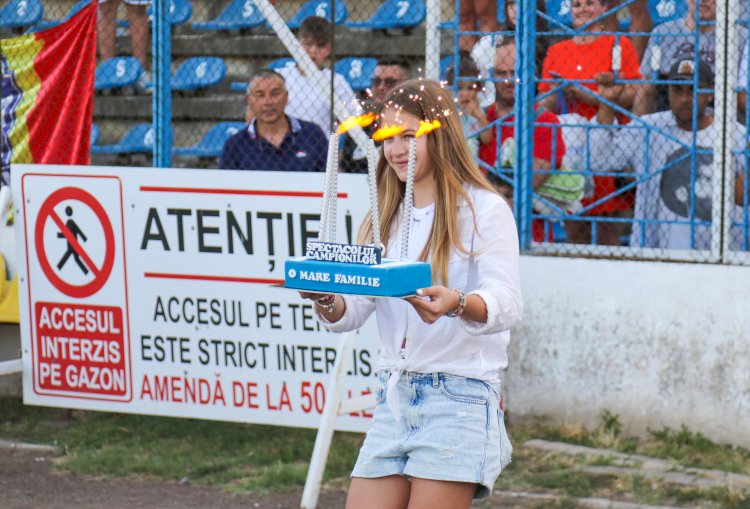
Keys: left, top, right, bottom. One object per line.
{"left": 508, "top": 256, "right": 750, "bottom": 448}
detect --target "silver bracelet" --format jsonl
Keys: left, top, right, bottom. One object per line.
{"left": 444, "top": 289, "right": 466, "bottom": 318}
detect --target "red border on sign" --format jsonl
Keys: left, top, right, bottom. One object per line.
{"left": 22, "top": 173, "right": 133, "bottom": 403}
{"left": 139, "top": 186, "right": 348, "bottom": 199}
{"left": 34, "top": 187, "right": 116, "bottom": 298}
{"left": 145, "top": 272, "right": 283, "bottom": 284}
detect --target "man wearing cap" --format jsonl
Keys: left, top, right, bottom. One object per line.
{"left": 635, "top": 0, "right": 749, "bottom": 116}
{"left": 219, "top": 70, "right": 328, "bottom": 172}
{"left": 591, "top": 58, "right": 747, "bottom": 250}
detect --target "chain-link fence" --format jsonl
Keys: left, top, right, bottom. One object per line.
{"left": 2, "top": 0, "right": 748, "bottom": 264}
{"left": 449, "top": 0, "right": 748, "bottom": 263}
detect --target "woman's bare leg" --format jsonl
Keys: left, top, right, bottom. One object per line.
{"left": 407, "top": 478, "right": 477, "bottom": 509}
{"left": 346, "top": 475, "right": 412, "bottom": 509}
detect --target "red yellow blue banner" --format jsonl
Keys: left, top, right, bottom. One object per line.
{"left": 1, "top": 1, "right": 97, "bottom": 186}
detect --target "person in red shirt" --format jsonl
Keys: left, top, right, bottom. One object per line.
{"left": 537, "top": 0, "right": 642, "bottom": 245}
{"left": 479, "top": 38, "right": 566, "bottom": 243}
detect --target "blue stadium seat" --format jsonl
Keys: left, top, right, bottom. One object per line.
{"left": 268, "top": 58, "right": 296, "bottom": 71}
{"left": 229, "top": 59, "right": 295, "bottom": 92}
{"left": 439, "top": 55, "right": 455, "bottom": 81}
{"left": 173, "top": 122, "right": 246, "bottom": 158}
{"left": 91, "top": 123, "right": 173, "bottom": 155}
{"left": 545, "top": 0, "right": 686, "bottom": 30}
{"left": 0, "top": 0, "right": 43, "bottom": 29}
{"left": 90, "top": 123, "right": 101, "bottom": 147}
{"left": 95, "top": 57, "right": 143, "bottom": 91}
{"left": 544, "top": 0, "right": 572, "bottom": 29}
{"left": 118, "top": 0, "right": 192, "bottom": 27}
{"left": 151, "top": 0, "right": 192, "bottom": 25}
{"left": 648, "top": 0, "right": 687, "bottom": 26}
{"left": 192, "top": 0, "right": 265, "bottom": 31}
{"left": 346, "top": 0, "right": 425, "bottom": 30}
{"left": 171, "top": 57, "right": 226, "bottom": 91}
{"left": 613, "top": 0, "right": 687, "bottom": 30}
{"left": 33, "top": 0, "right": 88, "bottom": 31}
{"left": 287, "top": 1, "right": 348, "bottom": 30}
{"left": 334, "top": 57, "right": 378, "bottom": 91}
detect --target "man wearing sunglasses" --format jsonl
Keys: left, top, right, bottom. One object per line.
{"left": 341, "top": 59, "right": 411, "bottom": 173}
{"left": 369, "top": 59, "right": 411, "bottom": 103}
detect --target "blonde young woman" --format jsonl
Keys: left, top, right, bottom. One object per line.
{"left": 300, "top": 79, "right": 522, "bottom": 509}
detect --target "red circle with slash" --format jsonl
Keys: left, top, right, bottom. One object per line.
{"left": 34, "top": 187, "right": 115, "bottom": 298}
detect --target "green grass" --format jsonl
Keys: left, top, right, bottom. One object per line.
{"left": 0, "top": 396, "right": 363, "bottom": 492}
{"left": 507, "top": 411, "right": 750, "bottom": 475}
{"left": 3, "top": 398, "right": 750, "bottom": 508}
{"left": 494, "top": 411, "right": 750, "bottom": 509}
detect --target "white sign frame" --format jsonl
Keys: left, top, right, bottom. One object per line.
{"left": 12, "top": 164, "right": 379, "bottom": 433}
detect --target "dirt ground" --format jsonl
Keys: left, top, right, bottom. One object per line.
{"left": 0, "top": 447, "right": 349, "bottom": 509}
{"left": 0, "top": 446, "right": 553, "bottom": 509}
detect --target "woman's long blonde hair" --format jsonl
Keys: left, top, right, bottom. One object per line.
{"left": 358, "top": 79, "right": 496, "bottom": 285}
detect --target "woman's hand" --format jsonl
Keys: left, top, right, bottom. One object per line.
{"left": 595, "top": 71, "right": 624, "bottom": 104}
{"left": 299, "top": 292, "right": 345, "bottom": 322}
{"left": 298, "top": 291, "right": 330, "bottom": 301}
{"left": 404, "top": 286, "right": 460, "bottom": 324}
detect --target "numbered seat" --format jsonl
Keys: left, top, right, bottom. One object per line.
{"left": 33, "top": 0, "right": 88, "bottom": 31}
{"left": 347, "top": 0, "right": 425, "bottom": 30}
{"left": 173, "top": 122, "right": 246, "bottom": 158}
{"left": 615, "top": 0, "right": 687, "bottom": 30}
{"left": 648, "top": 0, "right": 687, "bottom": 26}
{"left": 287, "top": 0, "right": 348, "bottom": 30}
{"left": 91, "top": 123, "right": 173, "bottom": 155}
{"left": 118, "top": 0, "right": 192, "bottom": 28}
{"left": 155, "top": 0, "right": 193, "bottom": 25}
{"left": 94, "top": 57, "right": 144, "bottom": 91}
{"left": 192, "top": 0, "right": 265, "bottom": 31}
{"left": 0, "top": 0, "right": 43, "bottom": 30}
{"left": 171, "top": 57, "right": 226, "bottom": 92}
{"left": 334, "top": 57, "right": 378, "bottom": 91}
{"left": 230, "top": 58, "right": 296, "bottom": 92}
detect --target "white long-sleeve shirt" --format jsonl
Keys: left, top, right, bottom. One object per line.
{"left": 278, "top": 66, "right": 359, "bottom": 135}
{"left": 319, "top": 186, "right": 523, "bottom": 389}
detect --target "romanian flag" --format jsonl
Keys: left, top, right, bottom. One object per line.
{"left": 1, "top": 1, "right": 97, "bottom": 186}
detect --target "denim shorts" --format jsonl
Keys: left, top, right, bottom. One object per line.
{"left": 351, "top": 370, "right": 512, "bottom": 499}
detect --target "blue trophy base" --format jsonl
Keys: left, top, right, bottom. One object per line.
{"left": 284, "top": 257, "right": 432, "bottom": 297}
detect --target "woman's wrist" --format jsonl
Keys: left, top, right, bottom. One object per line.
{"left": 315, "top": 294, "right": 345, "bottom": 322}
{"left": 445, "top": 289, "right": 466, "bottom": 317}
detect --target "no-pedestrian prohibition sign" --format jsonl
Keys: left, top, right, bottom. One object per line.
{"left": 34, "top": 187, "right": 116, "bottom": 298}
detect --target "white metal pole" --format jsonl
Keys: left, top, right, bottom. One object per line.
{"left": 253, "top": 0, "right": 370, "bottom": 153}
{"left": 713, "top": 0, "right": 737, "bottom": 260}
{"left": 425, "top": 0, "right": 440, "bottom": 80}
{"left": 300, "top": 331, "right": 356, "bottom": 509}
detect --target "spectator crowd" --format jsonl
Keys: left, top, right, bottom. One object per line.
{"left": 93, "top": 0, "right": 748, "bottom": 252}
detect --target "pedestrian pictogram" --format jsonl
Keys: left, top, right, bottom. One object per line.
{"left": 57, "top": 206, "right": 90, "bottom": 275}
{"left": 34, "top": 187, "right": 116, "bottom": 298}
